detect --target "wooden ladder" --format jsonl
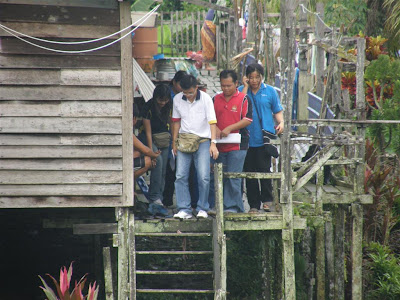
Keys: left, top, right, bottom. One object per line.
{"left": 133, "top": 231, "right": 216, "bottom": 296}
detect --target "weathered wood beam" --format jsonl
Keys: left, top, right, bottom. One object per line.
{"left": 103, "top": 247, "right": 115, "bottom": 300}
{"left": 315, "top": 3, "right": 325, "bottom": 97}
{"left": 214, "top": 163, "right": 227, "bottom": 299}
{"left": 294, "top": 146, "right": 340, "bottom": 191}
{"left": 224, "top": 172, "right": 282, "bottom": 179}
{"left": 128, "top": 213, "right": 136, "bottom": 300}
{"left": 0, "top": 0, "right": 117, "bottom": 8}
{"left": 315, "top": 169, "right": 326, "bottom": 300}
{"left": 311, "top": 39, "right": 359, "bottom": 63}
{"left": 225, "top": 217, "right": 307, "bottom": 231}
{"left": 0, "top": 22, "right": 119, "bottom": 39}
{"left": 352, "top": 37, "right": 366, "bottom": 300}
{"left": 292, "top": 192, "right": 373, "bottom": 205}
{"left": 180, "top": 0, "right": 234, "bottom": 14}
{"left": 334, "top": 206, "right": 345, "bottom": 300}
{"left": 73, "top": 216, "right": 308, "bottom": 235}
{"left": 116, "top": 208, "right": 129, "bottom": 300}
{"left": 120, "top": 1, "right": 134, "bottom": 207}
{"left": 295, "top": 144, "right": 335, "bottom": 177}
{"left": 280, "top": 0, "right": 296, "bottom": 299}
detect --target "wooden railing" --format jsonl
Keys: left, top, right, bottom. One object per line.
{"left": 156, "top": 11, "right": 205, "bottom": 57}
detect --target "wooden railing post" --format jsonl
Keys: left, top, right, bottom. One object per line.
{"left": 213, "top": 163, "right": 226, "bottom": 299}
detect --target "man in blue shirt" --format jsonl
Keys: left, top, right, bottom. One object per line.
{"left": 238, "top": 63, "right": 284, "bottom": 213}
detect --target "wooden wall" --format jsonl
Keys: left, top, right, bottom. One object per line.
{"left": 0, "top": 0, "right": 133, "bottom": 208}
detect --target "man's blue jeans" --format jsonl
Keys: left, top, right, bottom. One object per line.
{"left": 148, "top": 144, "right": 169, "bottom": 202}
{"left": 175, "top": 140, "right": 211, "bottom": 214}
{"left": 209, "top": 150, "right": 247, "bottom": 212}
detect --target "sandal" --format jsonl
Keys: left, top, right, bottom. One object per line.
{"left": 249, "top": 208, "right": 259, "bottom": 214}
{"left": 262, "top": 203, "right": 271, "bottom": 212}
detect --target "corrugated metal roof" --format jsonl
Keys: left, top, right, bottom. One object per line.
{"left": 133, "top": 58, "right": 155, "bottom": 102}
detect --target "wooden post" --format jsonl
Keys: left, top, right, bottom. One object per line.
{"left": 197, "top": 11, "right": 201, "bottom": 52}
{"left": 279, "top": 1, "right": 296, "bottom": 299}
{"left": 103, "top": 247, "right": 115, "bottom": 300}
{"left": 120, "top": 0, "right": 133, "bottom": 207}
{"left": 213, "top": 163, "right": 227, "bottom": 299}
{"left": 216, "top": 24, "right": 220, "bottom": 70}
{"left": 325, "top": 219, "right": 335, "bottom": 299}
{"left": 180, "top": 11, "right": 184, "bottom": 55}
{"left": 301, "top": 227, "right": 315, "bottom": 300}
{"left": 116, "top": 207, "right": 129, "bottom": 300}
{"left": 298, "top": 0, "right": 313, "bottom": 132}
{"left": 334, "top": 206, "right": 345, "bottom": 300}
{"left": 315, "top": 3, "right": 325, "bottom": 98}
{"left": 315, "top": 168, "right": 325, "bottom": 300}
{"left": 246, "top": 0, "right": 256, "bottom": 45}
{"left": 191, "top": 12, "right": 195, "bottom": 51}
{"left": 352, "top": 37, "right": 366, "bottom": 300}
{"left": 160, "top": 12, "right": 164, "bottom": 54}
{"left": 351, "top": 203, "right": 363, "bottom": 299}
{"left": 171, "top": 13, "right": 175, "bottom": 56}
{"left": 128, "top": 213, "right": 136, "bottom": 300}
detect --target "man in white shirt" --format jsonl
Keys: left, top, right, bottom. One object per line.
{"left": 171, "top": 75, "right": 219, "bottom": 219}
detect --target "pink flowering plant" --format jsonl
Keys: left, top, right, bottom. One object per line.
{"left": 39, "top": 262, "right": 99, "bottom": 300}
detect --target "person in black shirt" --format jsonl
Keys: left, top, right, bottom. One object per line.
{"left": 139, "top": 84, "right": 172, "bottom": 206}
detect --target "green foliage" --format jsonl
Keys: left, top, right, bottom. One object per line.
{"left": 384, "top": 0, "right": 400, "bottom": 54}
{"left": 158, "top": 0, "right": 183, "bottom": 12}
{"left": 325, "top": 0, "right": 367, "bottom": 35}
{"left": 131, "top": 0, "right": 155, "bottom": 11}
{"left": 365, "top": 55, "right": 400, "bottom": 154}
{"left": 365, "top": 242, "right": 400, "bottom": 299}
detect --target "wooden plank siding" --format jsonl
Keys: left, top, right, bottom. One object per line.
{"left": 0, "top": 2, "right": 132, "bottom": 208}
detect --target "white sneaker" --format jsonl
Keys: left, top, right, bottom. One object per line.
{"left": 197, "top": 210, "right": 208, "bottom": 219}
{"left": 173, "top": 210, "right": 192, "bottom": 219}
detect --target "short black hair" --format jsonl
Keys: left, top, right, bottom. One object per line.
{"left": 180, "top": 74, "right": 198, "bottom": 90}
{"left": 246, "top": 63, "right": 264, "bottom": 77}
{"left": 219, "top": 69, "right": 238, "bottom": 82}
{"left": 172, "top": 70, "right": 187, "bottom": 83}
{"left": 153, "top": 84, "right": 171, "bottom": 101}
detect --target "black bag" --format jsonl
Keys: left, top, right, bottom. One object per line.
{"left": 249, "top": 91, "right": 280, "bottom": 158}
{"left": 262, "top": 129, "right": 279, "bottom": 158}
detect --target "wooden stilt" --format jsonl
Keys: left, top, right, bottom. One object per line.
{"left": 213, "top": 163, "right": 226, "bottom": 300}
{"left": 103, "top": 247, "right": 115, "bottom": 300}
{"left": 315, "top": 169, "right": 325, "bottom": 300}
{"left": 116, "top": 208, "right": 129, "bottom": 300}
{"left": 128, "top": 213, "right": 136, "bottom": 300}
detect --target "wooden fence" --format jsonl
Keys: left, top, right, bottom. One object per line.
{"left": 156, "top": 11, "right": 205, "bottom": 57}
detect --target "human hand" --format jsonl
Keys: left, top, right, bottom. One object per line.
{"left": 172, "top": 142, "right": 178, "bottom": 156}
{"left": 275, "top": 121, "right": 284, "bottom": 134}
{"left": 150, "top": 150, "right": 161, "bottom": 159}
{"left": 210, "top": 143, "right": 219, "bottom": 160}
{"left": 242, "top": 76, "right": 249, "bottom": 87}
{"left": 150, "top": 158, "right": 157, "bottom": 168}
{"left": 221, "top": 127, "right": 231, "bottom": 138}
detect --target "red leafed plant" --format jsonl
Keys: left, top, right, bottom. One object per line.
{"left": 39, "top": 262, "right": 99, "bottom": 300}
{"left": 341, "top": 71, "right": 356, "bottom": 95}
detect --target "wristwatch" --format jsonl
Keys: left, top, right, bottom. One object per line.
{"left": 211, "top": 139, "right": 217, "bottom": 144}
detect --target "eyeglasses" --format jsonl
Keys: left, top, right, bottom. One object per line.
{"left": 157, "top": 98, "right": 170, "bottom": 103}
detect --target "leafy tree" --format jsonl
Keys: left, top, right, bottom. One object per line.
{"left": 325, "top": 0, "right": 367, "bottom": 35}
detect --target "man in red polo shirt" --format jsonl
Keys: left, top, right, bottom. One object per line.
{"left": 209, "top": 70, "right": 252, "bottom": 213}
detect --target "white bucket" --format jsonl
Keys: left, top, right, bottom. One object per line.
{"left": 131, "top": 11, "right": 158, "bottom": 27}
